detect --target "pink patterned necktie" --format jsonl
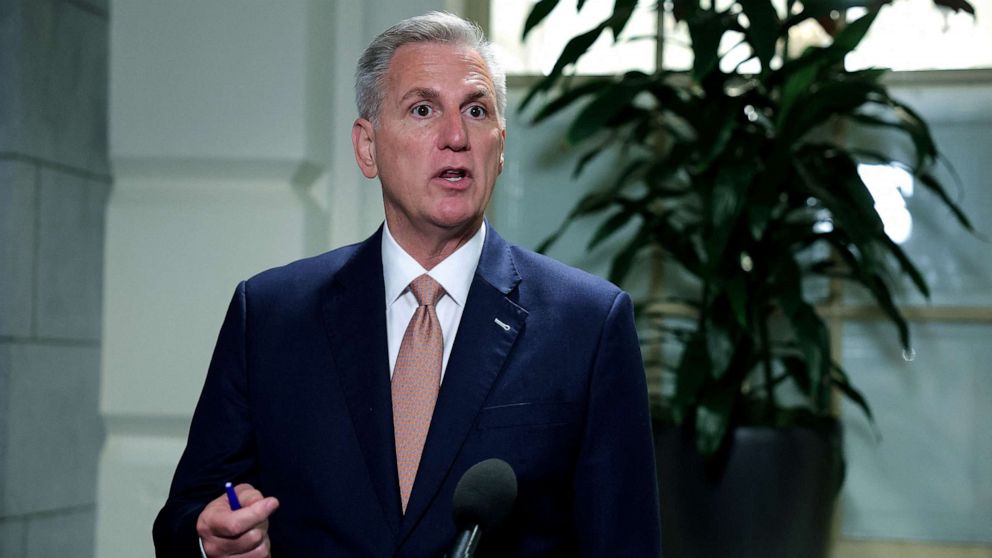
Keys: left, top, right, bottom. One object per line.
{"left": 392, "top": 274, "right": 445, "bottom": 512}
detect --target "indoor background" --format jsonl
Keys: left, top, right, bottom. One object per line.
{"left": 0, "top": 0, "right": 989, "bottom": 556}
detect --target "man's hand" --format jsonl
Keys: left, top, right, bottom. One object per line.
{"left": 196, "top": 483, "right": 280, "bottom": 558}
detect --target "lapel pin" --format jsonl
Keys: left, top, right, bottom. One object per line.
{"left": 493, "top": 317, "right": 511, "bottom": 332}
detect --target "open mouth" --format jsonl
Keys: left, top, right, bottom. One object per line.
{"left": 438, "top": 167, "right": 469, "bottom": 183}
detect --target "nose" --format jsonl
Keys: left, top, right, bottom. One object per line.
{"left": 437, "top": 110, "right": 469, "bottom": 151}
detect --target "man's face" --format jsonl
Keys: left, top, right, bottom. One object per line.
{"left": 352, "top": 42, "right": 505, "bottom": 242}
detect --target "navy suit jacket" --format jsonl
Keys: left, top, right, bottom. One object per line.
{"left": 153, "top": 225, "right": 661, "bottom": 557}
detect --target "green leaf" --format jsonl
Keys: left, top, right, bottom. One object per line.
{"left": 644, "top": 146, "right": 691, "bottom": 190}
{"left": 697, "top": 104, "right": 739, "bottom": 170}
{"left": 521, "top": 22, "right": 608, "bottom": 110}
{"left": 523, "top": 0, "right": 561, "bottom": 40}
{"left": 795, "top": 146, "right": 887, "bottom": 243}
{"left": 831, "top": 362, "right": 874, "bottom": 423}
{"left": 830, "top": 7, "right": 880, "bottom": 55}
{"left": 739, "top": 0, "right": 780, "bottom": 72}
{"left": 785, "top": 80, "right": 883, "bottom": 141}
{"left": 673, "top": 332, "right": 709, "bottom": 418}
{"left": 917, "top": 172, "right": 974, "bottom": 232}
{"left": 531, "top": 78, "right": 611, "bottom": 124}
{"left": 824, "top": 230, "right": 913, "bottom": 349}
{"left": 611, "top": 159, "right": 650, "bottom": 194}
{"left": 772, "top": 257, "right": 831, "bottom": 408}
{"left": 775, "top": 7, "right": 880, "bottom": 106}
{"left": 849, "top": 95, "right": 941, "bottom": 171}
{"left": 567, "top": 82, "right": 642, "bottom": 144}
{"left": 695, "top": 382, "right": 735, "bottom": 455}
{"left": 782, "top": 0, "right": 882, "bottom": 30}
{"left": 781, "top": 355, "right": 813, "bottom": 394}
{"left": 789, "top": 303, "right": 831, "bottom": 408}
{"left": 535, "top": 180, "right": 627, "bottom": 253}
{"left": 547, "top": 22, "right": 608, "bottom": 79}
{"left": 879, "top": 235, "right": 930, "bottom": 298}
{"left": 705, "top": 314, "right": 738, "bottom": 380}
{"left": 867, "top": 273, "right": 912, "bottom": 349}
{"left": 777, "top": 60, "right": 822, "bottom": 129}
{"left": 724, "top": 276, "right": 748, "bottom": 328}
{"left": 650, "top": 215, "right": 705, "bottom": 277}
{"left": 572, "top": 145, "right": 606, "bottom": 178}
{"left": 705, "top": 161, "right": 754, "bottom": 266}
{"left": 608, "top": 0, "right": 639, "bottom": 40}
{"left": 688, "top": 10, "right": 730, "bottom": 82}
{"left": 849, "top": 110, "right": 934, "bottom": 172}
{"left": 848, "top": 67, "right": 889, "bottom": 83}
{"left": 671, "top": 0, "right": 701, "bottom": 22}
{"left": 932, "top": 0, "right": 975, "bottom": 15}
{"left": 588, "top": 208, "right": 634, "bottom": 251}
{"left": 608, "top": 222, "right": 651, "bottom": 285}
{"left": 535, "top": 219, "right": 571, "bottom": 254}
{"left": 520, "top": 74, "right": 557, "bottom": 113}
{"left": 647, "top": 75, "right": 693, "bottom": 115}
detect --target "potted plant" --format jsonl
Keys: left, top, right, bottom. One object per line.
{"left": 520, "top": 0, "right": 975, "bottom": 556}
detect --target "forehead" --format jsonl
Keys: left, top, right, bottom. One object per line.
{"left": 385, "top": 42, "right": 495, "bottom": 96}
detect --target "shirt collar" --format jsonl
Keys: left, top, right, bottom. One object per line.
{"left": 382, "top": 220, "right": 486, "bottom": 308}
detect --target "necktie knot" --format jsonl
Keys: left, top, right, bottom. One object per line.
{"left": 408, "top": 274, "right": 445, "bottom": 307}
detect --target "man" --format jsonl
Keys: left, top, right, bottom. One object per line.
{"left": 154, "top": 11, "right": 660, "bottom": 557}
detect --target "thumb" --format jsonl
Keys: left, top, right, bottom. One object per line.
{"left": 248, "top": 495, "right": 280, "bottom": 519}
{"left": 232, "top": 496, "right": 279, "bottom": 531}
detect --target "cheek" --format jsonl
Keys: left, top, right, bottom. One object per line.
{"left": 378, "top": 134, "right": 428, "bottom": 172}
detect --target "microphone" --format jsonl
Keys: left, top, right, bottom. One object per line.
{"left": 447, "top": 458, "right": 517, "bottom": 558}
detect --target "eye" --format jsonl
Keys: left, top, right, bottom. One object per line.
{"left": 466, "top": 105, "right": 487, "bottom": 119}
{"left": 412, "top": 104, "right": 433, "bottom": 118}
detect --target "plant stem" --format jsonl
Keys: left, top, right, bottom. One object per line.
{"left": 757, "top": 297, "right": 776, "bottom": 415}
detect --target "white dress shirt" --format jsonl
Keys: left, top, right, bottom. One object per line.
{"left": 199, "top": 223, "right": 487, "bottom": 557}
{"left": 382, "top": 220, "right": 486, "bottom": 381}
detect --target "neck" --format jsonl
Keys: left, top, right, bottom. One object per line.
{"left": 386, "top": 218, "right": 482, "bottom": 270}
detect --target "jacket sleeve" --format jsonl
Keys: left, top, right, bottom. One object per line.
{"left": 153, "top": 282, "right": 260, "bottom": 557}
{"left": 572, "top": 290, "right": 662, "bottom": 557}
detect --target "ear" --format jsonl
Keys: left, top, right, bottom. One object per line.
{"left": 497, "top": 127, "right": 506, "bottom": 175}
{"left": 352, "top": 118, "right": 378, "bottom": 178}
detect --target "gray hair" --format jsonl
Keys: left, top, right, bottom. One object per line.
{"left": 355, "top": 11, "right": 507, "bottom": 126}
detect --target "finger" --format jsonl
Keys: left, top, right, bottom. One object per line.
{"left": 217, "top": 497, "right": 279, "bottom": 537}
{"left": 208, "top": 527, "right": 268, "bottom": 557}
{"left": 229, "top": 535, "right": 272, "bottom": 558}
{"left": 202, "top": 495, "right": 278, "bottom": 540}
{"left": 234, "top": 483, "right": 264, "bottom": 507}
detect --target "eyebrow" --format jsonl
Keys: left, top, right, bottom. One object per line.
{"left": 399, "top": 87, "right": 493, "bottom": 106}
{"left": 400, "top": 87, "right": 441, "bottom": 104}
{"left": 463, "top": 89, "right": 490, "bottom": 105}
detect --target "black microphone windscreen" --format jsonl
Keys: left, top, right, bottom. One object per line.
{"left": 451, "top": 458, "right": 517, "bottom": 531}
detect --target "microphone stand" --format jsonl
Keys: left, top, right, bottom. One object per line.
{"left": 447, "top": 524, "right": 481, "bottom": 558}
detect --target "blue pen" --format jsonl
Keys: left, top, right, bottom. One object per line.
{"left": 225, "top": 482, "right": 242, "bottom": 511}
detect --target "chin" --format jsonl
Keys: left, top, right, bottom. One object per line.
{"left": 432, "top": 204, "right": 482, "bottom": 227}
{"left": 430, "top": 212, "right": 482, "bottom": 232}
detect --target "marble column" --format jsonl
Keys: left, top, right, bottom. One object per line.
{"left": 0, "top": 0, "right": 109, "bottom": 556}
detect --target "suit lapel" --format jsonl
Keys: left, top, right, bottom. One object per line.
{"left": 321, "top": 228, "right": 403, "bottom": 535}
{"left": 400, "top": 226, "right": 528, "bottom": 536}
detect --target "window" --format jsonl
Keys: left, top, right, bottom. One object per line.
{"left": 484, "top": 0, "right": 992, "bottom": 548}
{"left": 848, "top": 1, "right": 992, "bottom": 71}
{"left": 489, "top": 0, "right": 992, "bottom": 76}
{"left": 490, "top": 0, "right": 658, "bottom": 75}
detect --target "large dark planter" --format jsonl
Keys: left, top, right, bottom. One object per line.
{"left": 655, "top": 422, "right": 844, "bottom": 558}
